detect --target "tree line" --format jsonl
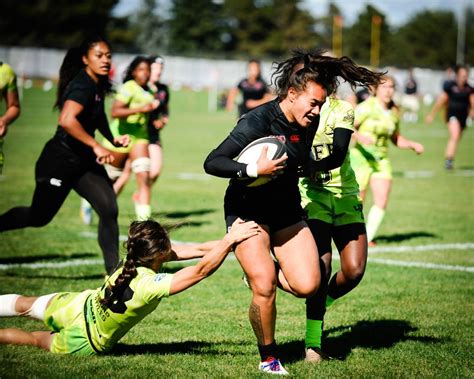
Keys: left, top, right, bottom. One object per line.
{"left": 1, "top": 0, "right": 472, "bottom": 68}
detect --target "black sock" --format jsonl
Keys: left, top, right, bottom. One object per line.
{"left": 258, "top": 341, "right": 278, "bottom": 361}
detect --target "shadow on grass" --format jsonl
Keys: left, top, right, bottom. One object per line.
{"left": 111, "top": 341, "right": 216, "bottom": 356}
{"left": 0, "top": 252, "right": 97, "bottom": 264}
{"left": 280, "top": 319, "right": 445, "bottom": 363}
{"left": 375, "top": 231, "right": 437, "bottom": 243}
{"left": 159, "top": 209, "right": 216, "bottom": 219}
{"left": 0, "top": 271, "right": 104, "bottom": 280}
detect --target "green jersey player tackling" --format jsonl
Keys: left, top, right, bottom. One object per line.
{"left": 298, "top": 96, "right": 368, "bottom": 362}
{"left": 0, "top": 62, "right": 21, "bottom": 174}
{"left": 0, "top": 218, "right": 259, "bottom": 355}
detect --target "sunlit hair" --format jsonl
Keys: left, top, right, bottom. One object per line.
{"left": 272, "top": 48, "right": 384, "bottom": 100}
{"left": 123, "top": 56, "right": 151, "bottom": 83}
{"left": 54, "top": 36, "right": 112, "bottom": 110}
{"left": 100, "top": 220, "right": 172, "bottom": 309}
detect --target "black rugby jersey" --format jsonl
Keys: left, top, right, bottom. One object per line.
{"left": 205, "top": 99, "right": 318, "bottom": 194}
{"left": 443, "top": 80, "right": 473, "bottom": 115}
{"left": 53, "top": 69, "right": 113, "bottom": 159}
{"left": 237, "top": 78, "right": 269, "bottom": 116}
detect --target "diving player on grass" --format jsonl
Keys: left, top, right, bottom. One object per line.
{"left": 0, "top": 218, "right": 258, "bottom": 355}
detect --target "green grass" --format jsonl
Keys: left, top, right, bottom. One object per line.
{"left": 0, "top": 87, "right": 473, "bottom": 378}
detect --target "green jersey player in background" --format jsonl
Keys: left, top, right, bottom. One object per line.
{"left": 0, "top": 62, "right": 21, "bottom": 175}
{"left": 350, "top": 75, "right": 424, "bottom": 246}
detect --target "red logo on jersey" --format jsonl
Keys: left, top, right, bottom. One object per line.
{"left": 290, "top": 135, "right": 300, "bottom": 143}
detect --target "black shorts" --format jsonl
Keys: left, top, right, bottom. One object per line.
{"left": 36, "top": 139, "right": 110, "bottom": 187}
{"left": 224, "top": 184, "right": 306, "bottom": 233}
{"left": 446, "top": 109, "right": 468, "bottom": 129}
{"left": 147, "top": 124, "right": 162, "bottom": 146}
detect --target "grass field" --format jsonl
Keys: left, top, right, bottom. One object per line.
{"left": 0, "top": 86, "right": 473, "bottom": 378}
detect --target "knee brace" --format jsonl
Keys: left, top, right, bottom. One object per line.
{"left": 24, "top": 293, "right": 57, "bottom": 321}
{"left": 104, "top": 164, "right": 124, "bottom": 181}
{"left": 131, "top": 157, "right": 151, "bottom": 173}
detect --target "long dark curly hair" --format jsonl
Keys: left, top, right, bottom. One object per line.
{"left": 54, "top": 36, "right": 112, "bottom": 110}
{"left": 122, "top": 56, "right": 151, "bottom": 84}
{"left": 272, "top": 49, "right": 384, "bottom": 99}
{"left": 100, "top": 220, "right": 172, "bottom": 309}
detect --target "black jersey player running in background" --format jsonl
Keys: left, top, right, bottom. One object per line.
{"left": 426, "top": 64, "right": 474, "bottom": 170}
{"left": 204, "top": 50, "right": 382, "bottom": 375}
{"left": 0, "top": 37, "right": 129, "bottom": 274}
{"left": 226, "top": 59, "right": 274, "bottom": 117}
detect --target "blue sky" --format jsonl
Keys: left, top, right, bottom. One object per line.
{"left": 113, "top": 0, "right": 472, "bottom": 26}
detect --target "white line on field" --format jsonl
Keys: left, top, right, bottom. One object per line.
{"left": 368, "top": 243, "right": 474, "bottom": 254}
{"left": 365, "top": 258, "right": 474, "bottom": 272}
{"left": 1, "top": 237, "right": 473, "bottom": 272}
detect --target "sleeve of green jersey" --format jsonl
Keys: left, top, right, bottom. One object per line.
{"left": 2, "top": 64, "right": 17, "bottom": 92}
{"left": 114, "top": 81, "right": 133, "bottom": 105}
{"left": 335, "top": 100, "right": 355, "bottom": 131}
{"left": 354, "top": 100, "right": 370, "bottom": 127}
{"left": 139, "top": 272, "right": 174, "bottom": 303}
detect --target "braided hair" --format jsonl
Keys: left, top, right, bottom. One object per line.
{"left": 272, "top": 49, "right": 384, "bottom": 99}
{"left": 100, "top": 220, "right": 172, "bottom": 308}
{"left": 54, "top": 36, "right": 112, "bottom": 110}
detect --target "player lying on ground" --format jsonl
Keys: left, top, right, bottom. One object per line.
{"left": 0, "top": 218, "right": 258, "bottom": 355}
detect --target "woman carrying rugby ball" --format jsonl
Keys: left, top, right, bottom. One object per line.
{"left": 204, "top": 49, "right": 382, "bottom": 375}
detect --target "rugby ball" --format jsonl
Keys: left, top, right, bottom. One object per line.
{"left": 236, "top": 136, "right": 286, "bottom": 187}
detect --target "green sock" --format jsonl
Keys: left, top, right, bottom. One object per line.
{"left": 135, "top": 203, "right": 151, "bottom": 221}
{"left": 305, "top": 319, "right": 323, "bottom": 348}
{"left": 325, "top": 295, "right": 335, "bottom": 309}
{"left": 366, "top": 205, "right": 385, "bottom": 242}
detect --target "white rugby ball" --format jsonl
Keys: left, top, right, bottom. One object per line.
{"left": 236, "top": 136, "right": 286, "bottom": 187}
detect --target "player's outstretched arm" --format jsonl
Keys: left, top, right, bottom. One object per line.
{"left": 169, "top": 240, "right": 221, "bottom": 261}
{"left": 168, "top": 219, "right": 259, "bottom": 295}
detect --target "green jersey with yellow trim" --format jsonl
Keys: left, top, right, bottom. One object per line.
{"left": 353, "top": 96, "right": 399, "bottom": 161}
{"left": 0, "top": 62, "right": 17, "bottom": 94}
{"left": 299, "top": 97, "right": 359, "bottom": 196}
{"left": 110, "top": 80, "right": 155, "bottom": 140}
{"left": 85, "top": 266, "right": 173, "bottom": 352}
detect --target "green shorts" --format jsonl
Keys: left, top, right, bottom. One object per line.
{"left": 350, "top": 148, "right": 392, "bottom": 191}
{"left": 102, "top": 136, "right": 149, "bottom": 154}
{"left": 44, "top": 291, "right": 96, "bottom": 355}
{"left": 303, "top": 189, "right": 365, "bottom": 226}
{"left": 0, "top": 136, "right": 4, "bottom": 174}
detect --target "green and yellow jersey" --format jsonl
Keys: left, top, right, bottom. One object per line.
{"left": 352, "top": 96, "right": 399, "bottom": 161}
{"left": 85, "top": 266, "right": 173, "bottom": 352}
{"left": 109, "top": 80, "right": 155, "bottom": 141}
{"left": 299, "top": 97, "right": 359, "bottom": 196}
{"left": 0, "top": 62, "right": 17, "bottom": 94}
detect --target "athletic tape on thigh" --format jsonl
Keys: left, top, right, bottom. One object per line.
{"left": 26, "top": 293, "right": 57, "bottom": 321}
{"left": 131, "top": 157, "right": 151, "bottom": 173}
{"left": 104, "top": 164, "right": 124, "bottom": 181}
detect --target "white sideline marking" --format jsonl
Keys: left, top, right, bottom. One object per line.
{"left": 366, "top": 258, "right": 474, "bottom": 272}
{"left": 401, "top": 170, "right": 434, "bottom": 178}
{"left": 1, "top": 240, "right": 473, "bottom": 272}
{"left": 368, "top": 243, "right": 474, "bottom": 254}
{"left": 176, "top": 172, "right": 211, "bottom": 181}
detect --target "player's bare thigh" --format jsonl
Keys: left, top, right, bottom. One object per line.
{"left": 273, "top": 221, "right": 320, "bottom": 298}
{"left": 234, "top": 225, "right": 276, "bottom": 296}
